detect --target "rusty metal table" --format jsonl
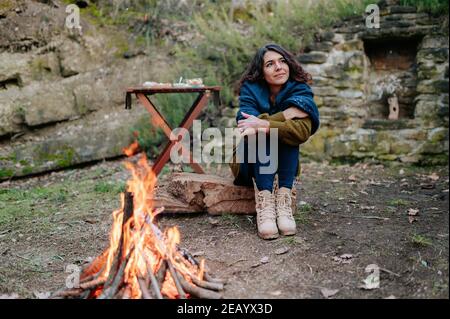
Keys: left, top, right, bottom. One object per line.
{"left": 125, "top": 86, "right": 221, "bottom": 176}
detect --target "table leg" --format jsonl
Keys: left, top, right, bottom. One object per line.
{"left": 137, "top": 91, "right": 211, "bottom": 176}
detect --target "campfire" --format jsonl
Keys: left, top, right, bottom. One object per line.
{"left": 52, "top": 148, "right": 224, "bottom": 299}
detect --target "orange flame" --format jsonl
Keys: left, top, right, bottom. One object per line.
{"left": 81, "top": 141, "right": 204, "bottom": 298}
{"left": 123, "top": 140, "right": 140, "bottom": 157}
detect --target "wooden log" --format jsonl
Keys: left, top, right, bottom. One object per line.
{"left": 150, "top": 173, "right": 256, "bottom": 214}
{"left": 137, "top": 277, "right": 153, "bottom": 299}
{"left": 98, "top": 246, "right": 134, "bottom": 299}
{"left": 103, "top": 192, "right": 134, "bottom": 289}
{"left": 204, "top": 272, "right": 226, "bottom": 284}
{"left": 189, "top": 275, "right": 224, "bottom": 291}
{"left": 176, "top": 271, "right": 223, "bottom": 299}
{"left": 167, "top": 259, "right": 186, "bottom": 299}
{"left": 79, "top": 277, "right": 106, "bottom": 290}
{"left": 152, "top": 188, "right": 204, "bottom": 213}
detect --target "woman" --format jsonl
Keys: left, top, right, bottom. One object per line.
{"left": 229, "top": 43, "right": 320, "bottom": 240}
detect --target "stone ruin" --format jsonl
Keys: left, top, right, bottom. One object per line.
{"left": 296, "top": 0, "right": 449, "bottom": 165}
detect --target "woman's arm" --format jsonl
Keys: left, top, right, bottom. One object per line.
{"left": 282, "top": 107, "right": 309, "bottom": 120}
{"left": 257, "top": 111, "right": 312, "bottom": 146}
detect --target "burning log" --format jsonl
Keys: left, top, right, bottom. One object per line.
{"left": 52, "top": 155, "right": 225, "bottom": 299}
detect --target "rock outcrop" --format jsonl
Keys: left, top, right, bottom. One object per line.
{"left": 0, "top": 0, "right": 172, "bottom": 180}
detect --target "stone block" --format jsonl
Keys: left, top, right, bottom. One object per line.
{"left": 419, "top": 35, "right": 449, "bottom": 50}
{"left": 337, "top": 89, "right": 364, "bottom": 99}
{"left": 417, "top": 48, "right": 449, "bottom": 64}
{"left": 335, "top": 40, "right": 364, "bottom": 52}
{"left": 305, "top": 41, "right": 334, "bottom": 52}
{"left": 428, "top": 127, "right": 448, "bottom": 143}
{"left": 298, "top": 51, "right": 328, "bottom": 64}
{"left": 314, "top": 86, "right": 339, "bottom": 96}
{"left": 20, "top": 83, "right": 76, "bottom": 126}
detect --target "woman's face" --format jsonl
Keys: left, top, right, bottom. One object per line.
{"left": 262, "top": 50, "right": 290, "bottom": 88}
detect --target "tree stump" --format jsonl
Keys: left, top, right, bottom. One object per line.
{"left": 150, "top": 173, "right": 256, "bottom": 215}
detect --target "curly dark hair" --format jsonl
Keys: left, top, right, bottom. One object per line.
{"left": 237, "top": 43, "right": 312, "bottom": 91}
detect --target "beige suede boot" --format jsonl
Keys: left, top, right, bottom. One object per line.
{"left": 253, "top": 180, "right": 278, "bottom": 239}
{"left": 276, "top": 187, "right": 297, "bottom": 236}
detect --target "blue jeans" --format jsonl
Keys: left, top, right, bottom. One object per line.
{"left": 233, "top": 135, "right": 299, "bottom": 191}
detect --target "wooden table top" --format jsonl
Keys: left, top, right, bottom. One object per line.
{"left": 127, "top": 86, "right": 221, "bottom": 94}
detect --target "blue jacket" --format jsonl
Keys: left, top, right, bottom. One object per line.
{"left": 236, "top": 79, "right": 320, "bottom": 135}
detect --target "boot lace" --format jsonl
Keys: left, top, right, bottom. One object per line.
{"left": 256, "top": 192, "right": 275, "bottom": 223}
{"left": 277, "top": 191, "right": 294, "bottom": 219}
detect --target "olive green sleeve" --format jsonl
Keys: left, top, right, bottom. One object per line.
{"left": 258, "top": 112, "right": 313, "bottom": 147}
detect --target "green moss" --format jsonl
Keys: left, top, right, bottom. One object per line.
{"left": 419, "top": 154, "right": 449, "bottom": 166}
{"left": 18, "top": 160, "right": 29, "bottom": 166}
{"left": 21, "top": 166, "right": 33, "bottom": 175}
{"left": 34, "top": 145, "right": 77, "bottom": 168}
{"left": 0, "top": 168, "right": 14, "bottom": 179}
{"left": 0, "top": 0, "right": 14, "bottom": 11}
{"left": 0, "top": 152, "right": 17, "bottom": 162}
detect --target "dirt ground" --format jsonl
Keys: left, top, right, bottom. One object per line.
{"left": 0, "top": 157, "right": 448, "bottom": 299}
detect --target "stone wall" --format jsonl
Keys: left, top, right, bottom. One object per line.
{"left": 298, "top": 1, "right": 449, "bottom": 164}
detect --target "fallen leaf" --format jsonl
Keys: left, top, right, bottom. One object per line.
{"left": 34, "top": 291, "right": 51, "bottom": 299}
{"left": 321, "top": 288, "right": 339, "bottom": 298}
{"left": 407, "top": 208, "right": 419, "bottom": 216}
{"left": 270, "top": 290, "right": 282, "bottom": 296}
{"left": 429, "top": 173, "right": 439, "bottom": 181}
{"left": 275, "top": 247, "right": 289, "bottom": 255}
{"left": 408, "top": 216, "right": 418, "bottom": 224}
{"left": 208, "top": 217, "right": 219, "bottom": 225}
{"left": 360, "top": 275, "right": 380, "bottom": 290}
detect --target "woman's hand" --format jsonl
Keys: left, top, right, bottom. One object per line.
{"left": 237, "top": 112, "right": 269, "bottom": 136}
{"left": 283, "top": 107, "right": 309, "bottom": 120}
